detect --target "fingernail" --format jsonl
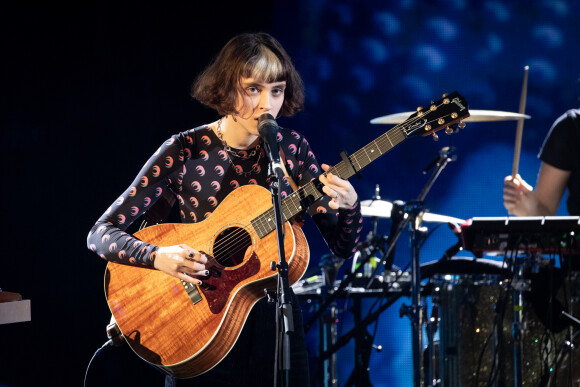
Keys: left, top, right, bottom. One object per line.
{"left": 205, "top": 270, "right": 209, "bottom": 276}
{"left": 189, "top": 252, "right": 194, "bottom": 258}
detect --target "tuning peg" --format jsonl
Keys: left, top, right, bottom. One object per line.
{"left": 442, "top": 93, "right": 448, "bottom": 98}
{"left": 445, "top": 127, "right": 453, "bottom": 135}
{"left": 416, "top": 106, "right": 423, "bottom": 112}
{"left": 432, "top": 132, "right": 439, "bottom": 141}
{"left": 458, "top": 121, "right": 466, "bottom": 129}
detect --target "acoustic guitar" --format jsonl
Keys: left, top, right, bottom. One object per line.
{"left": 104, "top": 92, "right": 470, "bottom": 378}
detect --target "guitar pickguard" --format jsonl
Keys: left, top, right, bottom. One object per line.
{"left": 200, "top": 252, "right": 261, "bottom": 314}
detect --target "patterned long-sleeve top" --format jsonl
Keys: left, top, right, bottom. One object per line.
{"left": 87, "top": 125, "right": 362, "bottom": 267}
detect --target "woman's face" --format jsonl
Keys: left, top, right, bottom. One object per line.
{"left": 234, "top": 77, "right": 286, "bottom": 135}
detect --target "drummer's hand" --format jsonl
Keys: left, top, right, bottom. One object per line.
{"left": 154, "top": 244, "right": 208, "bottom": 284}
{"left": 319, "top": 163, "right": 358, "bottom": 210}
{"left": 503, "top": 174, "right": 536, "bottom": 216}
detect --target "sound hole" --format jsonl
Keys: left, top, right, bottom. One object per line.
{"left": 213, "top": 226, "right": 253, "bottom": 267}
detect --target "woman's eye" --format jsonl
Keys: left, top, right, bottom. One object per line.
{"left": 247, "top": 87, "right": 259, "bottom": 94}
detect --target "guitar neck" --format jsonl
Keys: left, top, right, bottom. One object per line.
{"left": 327, "top": 125, "right": 407, "bottom": 180}
{"left": 251, "top": 90, "right": 470, "bottom": 239}
{"left": 251, "top": 125, "right": 407, "bottom": 238}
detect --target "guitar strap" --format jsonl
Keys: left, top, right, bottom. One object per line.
{"left": 279, "top": 147, "right": 298, "bottom": 192}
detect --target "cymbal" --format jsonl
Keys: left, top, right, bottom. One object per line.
{"left": 360, "top": 199, "right": 465, "bottom": 224}
{"left": 370, "top": 109, "right": 531, "bottom": 124}
{"left": 360, "top": 199, "right": 393, "bottom": 216}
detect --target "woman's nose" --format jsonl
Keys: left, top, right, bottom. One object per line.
{"left": 259, "top": 92, "right": 272, "bottom": 110}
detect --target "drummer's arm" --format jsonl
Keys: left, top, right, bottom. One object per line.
{"left": 534, "top": 162, "right": 570, "bottom": 216}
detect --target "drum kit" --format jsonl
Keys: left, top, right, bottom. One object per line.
{"left": 294, "top": 109, "right": 580, "bottom": 387}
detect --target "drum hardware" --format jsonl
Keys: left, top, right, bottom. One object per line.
{"left": 343, "top": 295, "right": 376, "bottom": 387}
{"left": 562, "top": 311, "right": 580, "bottom": 330}
{"left": 512, "top": 255, "right": 528, "bottom": 387}
{"left": 297, "top": 243, "right": 412, "bottom": 387}
{"left": 304, "top": 180, "right": 393, "bottom": 334}
{"left": 354, "top": 147, "right": 458, "bottom": 385}
{"left": 424, "top": 304, "right": 440, "bottom": 387}
{"left": 395, "top": 145, "right": 458, "bottom": 387}
{"left": 297, "top": 272, "right": 409, "bottom": 387}
{"left": 545, "top": 330, "right": 580, "bottom": 386}
{"left": 304, "top": 144, "right": 458, "bottom": 386}
{"left": 299, "top": 234, "right": 389, "bottom": 387}
{"left": 303, "top": 235, "right": 389, "bottom": 333}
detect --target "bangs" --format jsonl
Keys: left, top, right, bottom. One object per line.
{"left": 243, "top": 46, "right": 285, "bottom": 83}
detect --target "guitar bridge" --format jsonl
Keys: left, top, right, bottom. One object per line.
{"left": 181, "top": 280, "right": 203, "bottom": 304}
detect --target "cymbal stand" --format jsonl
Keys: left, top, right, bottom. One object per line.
{"left": 400, "top": 146, "right": 457, "bottom": 387}
{"left": 511, "top": 255, "right": 529, "bottom": 387}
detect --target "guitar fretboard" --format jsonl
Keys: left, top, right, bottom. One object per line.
{"left": 251, "top": 125, "right": 407, "bottom": 238}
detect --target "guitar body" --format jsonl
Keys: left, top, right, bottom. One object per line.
{"left": 104, "top": 185, "right": 310, "bottom": 378}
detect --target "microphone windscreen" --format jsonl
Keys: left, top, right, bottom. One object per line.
{"left": 257, "top": 113, "right": 278, "bottom": 137}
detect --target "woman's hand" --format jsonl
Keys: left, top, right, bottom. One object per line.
{"left": 319, "top": 163, "right": 358, "bottom": 210}
{"left": 503, "top": 174, "right": 536, "bottom": 216}
{"left": 154, "top": 244, "right": 208, "bottom": 284}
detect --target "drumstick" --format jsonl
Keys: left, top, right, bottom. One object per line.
{"left": 511, "top": 66, "right": 529, "bottom": 178}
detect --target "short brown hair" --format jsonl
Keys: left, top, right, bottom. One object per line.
{"left": 191, "top": 33, "right": 305, "bottom": 117}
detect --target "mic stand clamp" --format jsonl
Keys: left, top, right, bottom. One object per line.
{"left": 266, "top": 161, "right": 294, "bottom": 387}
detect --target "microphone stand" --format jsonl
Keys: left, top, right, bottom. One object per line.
{"left": 399, "top": 146, "right": 457, "bottom": 387}
{"left": 266, "top": 154, "right": 293, "bottom": 387}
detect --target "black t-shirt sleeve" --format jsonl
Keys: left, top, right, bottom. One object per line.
{"left": 538, "top": 109, "right": 580, "bottom": 215}
{"left": 539, "top": 109, "right": 580, "bottom": 171}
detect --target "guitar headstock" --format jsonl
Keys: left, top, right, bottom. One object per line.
{"left": 401, "top": 91, "right": 470, "bottom": 140}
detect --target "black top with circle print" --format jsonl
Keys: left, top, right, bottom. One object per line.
{"left": 87, "top": 125, "right": 363, "bottom": 268}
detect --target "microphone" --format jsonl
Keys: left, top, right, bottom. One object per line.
{"left": 422, "top": 146, "right": 457, "bottom": 174}
{"left": 257, "top": 113, "right": 283, "bottom": 176}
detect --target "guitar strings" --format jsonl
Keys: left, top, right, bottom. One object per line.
{"left": 207, "top": 100, "right": 460, "bottom": 264}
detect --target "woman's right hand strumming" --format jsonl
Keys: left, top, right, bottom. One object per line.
{"left": 154, "top": 244, "right": 208, "bottom": 284}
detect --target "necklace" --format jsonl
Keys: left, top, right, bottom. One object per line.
{"left": 215, "top": 117, "right": 263, "bottom": 176}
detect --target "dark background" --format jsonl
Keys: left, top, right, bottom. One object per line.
{"left": 2, "top": 1, "right": 580, "bottom": 386}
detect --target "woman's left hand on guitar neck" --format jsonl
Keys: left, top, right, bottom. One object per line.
{"left": 319, "top": 163, "right": 358, "bottom": 210}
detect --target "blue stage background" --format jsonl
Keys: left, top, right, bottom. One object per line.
{"left": 1, "top": 1, "right": 579, "bottom": 386}
{"left": 269, "top": 1, "right": 580, "bottom": 385}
